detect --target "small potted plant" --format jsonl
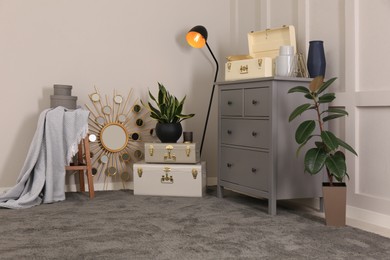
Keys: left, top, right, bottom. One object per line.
{"left": 142, "top": 82, "right": 195, "bottom": 143}
{"left": 288, "top": 76, "right": 357, "bottom": 226}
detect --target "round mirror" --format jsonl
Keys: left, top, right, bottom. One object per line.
{"left": 91, "top": 93, "right": 100, "bottom": 102}
{"left": 121, "top": 171, "right": 130, "bottom": 181}
{"left": 118, "top": 114, "right": 127, "bottom": 123}
{"left": 100, "top": 155, "right": 109, "bottom": 164}
{"left": 121, "top": 153, "right": 131, "bottom": 162}
{"left": 107, "top": 166, "right": 117, "bottom": 176}
{"left": 134, "top": 150, "right": 143, "bottom": 159}
{"left": 136, "top": 118, "right": 144, "bottom": 127}
{"left": 130, "top": 132, "right": 140, "bottom": 141}
{"left": 102, "top": 106, "right": 111, "bottom": 115}
{"left": 133, "top": 104, "right": 141, "bottom": 113}
{"left": 89, "top": 134, "right": 97, "bottom": 142}
{"left": 100, "top": 123, "right": 128, "bottom": 152}
{"left": 114, "top": 95, "right": 123, "bottom": 104}
{"left": 96, "top": 116, "right": 105, "bottom": 125}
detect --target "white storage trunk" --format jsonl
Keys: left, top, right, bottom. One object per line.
{"left": 133, "top": 161, "right": 206, "bottom": 197}
{"left": 225, "top": 25, "right": 296, "bottom": 81}
{"left": 144, "top": 143, "right": 199, "bottom": 164}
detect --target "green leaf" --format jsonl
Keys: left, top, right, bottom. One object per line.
{"left": 325, "top": 151, "right": 346, "bottom": 182}
{"left": 323, "top": 113, "right": 346, "bottom": 122}
{"left": 289, "top": 103, "right": 312, "bottom": 122}
{"left": 295, "top": 136, "right": 313, "bottom": 157}
{"left": 304, "top": 148, "right": 327, "bottom": 175}
{"left": 148, "top": 90, "right": 157, "bottom": 104}
{"left": 295, "top": 120, "right": 315, "bottom": 144}
{"left": 321, "top": 131, "right": 339, "bottom": 151}
{"left": 288, "top": 86, "right": 310, "bottom": 94}
{"left": 318, "top": 93, "right": 336, "bottom": 103}
{"left": 147, "top": 102, "right": 161, "bottom": 117}
{"left": 158, "top": 83, "right": 167, "bottom": 106}
{"left": 304, "top": 93, "right": 314, "bottom": 100}
{"left": 322, "top": 108, "right": 348, "bottom": 116}
{"left": 317, "top": 77, "right": 337, "bottom": 94}
{"left": 337, "top": 138, "right": 358, "bottom": 156}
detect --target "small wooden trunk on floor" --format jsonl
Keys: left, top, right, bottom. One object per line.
{"left": 133, "top": 161, "right": 206, "bottom": 197}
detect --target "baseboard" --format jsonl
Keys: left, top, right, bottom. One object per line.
{"left": 207, "top": 177, "right": 217, "bottom": 186}
{"left": 346, "top": 206, "right": 390, "bottom": 238}
{"left": 65, "top": 181, "right": 133, "bottom": 192}
{"left": 0, "top": 187, "right": 12, "bottom": 194}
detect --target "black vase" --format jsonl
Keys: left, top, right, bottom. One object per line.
{"left": 307, "top": 40, "right": 326, "bottom": 78}
{"left": 155, "top": 122, "right": 183, "bottom": 143}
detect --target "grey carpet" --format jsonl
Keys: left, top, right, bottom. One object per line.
{"left": 0, "top": 188, "right": 389, "bottom": 260}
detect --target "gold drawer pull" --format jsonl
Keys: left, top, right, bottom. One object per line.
{"left": 192, "top": 169, "right": 198, "bottom": 179}
{"left": 252, "top": 131, "right": 257, "bottom": 137}
{"left": 227, "top": 163, "right": 233, "bottom": 168}
{"left": 252, "top": 100, "right": 258, "bottom": 105}
{"left": 161, "top": 167, "right": 173, "bottom": 184}
{"left": 161, "top": 174, "right": 174, "bottom": 184}
{"left": 251, "top": 168, "right": 257, "bottom": 173}
{"left": 227, "top": 101, "right": 233, "bottom": 105}
{"left": 164, "top": 145, "right": 176, "bottom": 161}
{"left": 227, "top": 130, "right": 232, "bottom": 135}
{"left": 240, "top": 65, "right": 248, "bottom": 74}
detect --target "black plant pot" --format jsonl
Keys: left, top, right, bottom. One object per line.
{"left": 155, "top": 122, "right": 183, "bottom": 143}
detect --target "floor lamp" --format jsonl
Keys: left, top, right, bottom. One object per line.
{"left": 186, "top": 25, "right": 219, "bottom": 156}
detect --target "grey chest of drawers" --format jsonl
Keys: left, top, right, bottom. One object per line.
{"left": 217, "top": 77, "right": 323, "bottom": 215}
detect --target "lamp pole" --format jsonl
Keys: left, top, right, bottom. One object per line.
{"left": 200, "top": 42, "right": 219, "bottom": 156}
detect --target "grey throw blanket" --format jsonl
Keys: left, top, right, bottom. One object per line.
{"left": 0, "top": 106, "right": 89, "bottom": 209}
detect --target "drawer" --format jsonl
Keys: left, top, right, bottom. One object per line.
{"left": 220, "top": 146, "right": 269, "bottom": 191}
{"left": 244, "top": 87, "right": 270, "bottom": 117}
{"left": 221, "top": 119, "right": 270, "bottom": 149}
{"left": 220, "top": 89, "right": 242, "bottom": 116}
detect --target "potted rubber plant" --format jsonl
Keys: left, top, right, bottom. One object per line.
{"left": 288, "top": 76, "right": 357, "bottom": 226}
{"left": 142, "top": 82, "right": 195, "bottom": 143}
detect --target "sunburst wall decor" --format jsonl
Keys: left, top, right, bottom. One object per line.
{"left": 85, "top": 87, "right": 155, "bottom": 189}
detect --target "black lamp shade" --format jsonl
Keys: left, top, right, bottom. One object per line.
{"left": 186, "top": 25, "right": 208, "bottom": 48}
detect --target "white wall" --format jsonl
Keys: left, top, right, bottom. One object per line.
{"left": 0, "top": 0, "right": 240, "bottom": 189}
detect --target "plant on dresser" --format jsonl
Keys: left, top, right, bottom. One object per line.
{"left": 142, "top": 82, "right": 195, "bottom": 143}
{"left": 288, "top": 76, "right": 358, "bottom": 226}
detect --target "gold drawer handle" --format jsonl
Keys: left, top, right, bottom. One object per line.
{"left": 252, "top": 100, "right": 258, "bottom": 105}
{"left": 192, "top": 169, "right": 198, "bottom": 179}
{"left": 161, "top": 174, "right": 174, "bottom": 184}
{"left": 251, "top": 168, "right": 257, "bottom": 173}
{"left": 227, "top": 101, "right": 233, "bottom": 105}
{"left": 227, "top": 130, "right": 232, "bottom": 135}
{"left": 227, "top": 163, "right": 233, "bottom": 168}
{"left": 149, "top": 145, "right": 154, "bottom": 156}
{"left": 164, "top": 145, "right": 176, "bottom": 161}
{"left": 161, "top": 167, "right": 173, "bottom": 184}
{"left": 240, "top": 65, "right": 248, "bottom": 74}
{"left": 252, "top": 131, "right": 258, "bottom": 137}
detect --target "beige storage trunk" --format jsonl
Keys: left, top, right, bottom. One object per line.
{"left": 225, "top": 25, "right": 296, "bottom": 81}
{"left": 144, "top": 143, "right": 199, "bottom": 164}
{"left": 133, "top": 161, "right": 206, "bottom": 197}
